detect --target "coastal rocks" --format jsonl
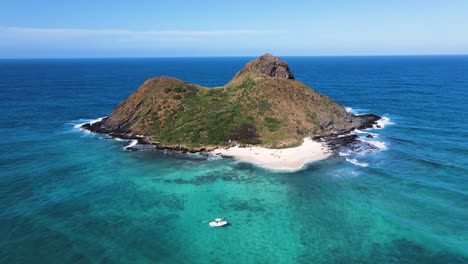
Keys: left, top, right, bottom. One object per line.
{"left": 311, "top": 113, "right": 381, "bottom": 139}
{"left": 322, "top": 133, "right": 380, "bottom": 154}
{"left": 322, "top": 134, "right": 359, "bottom": 150}
{"left": 81, "top": 119, "right": 111, "bottom": 134}
{"left": 354, "top": 114, "right": 381, "bottom": 129}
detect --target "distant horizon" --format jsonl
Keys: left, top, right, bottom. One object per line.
{"left": 1, "top": 53, "right": 468, "bottom": 60}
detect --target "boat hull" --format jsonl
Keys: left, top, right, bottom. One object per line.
{"left": 209, "top": 221, "right": 228, "bottom": 227}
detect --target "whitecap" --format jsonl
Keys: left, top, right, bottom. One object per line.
{"left": 337, "top": 132, "right": 354, "bottom": 138}
{"left": 207, "top": 154, "right": 223, "bottom": 161}
{"left": 346, "top": 158, "right": 369, "bottom": 167}
{"left": 368, "top": 140, "right": 388, "bottom": 150}
{"left": 73, "top": 120, "right": 88, "bottom": 130}
{"left": 89, "top": 117, "right": 106, "bottom": 125}
{"left": 72, "top": 116, "right": 107, "bottom": 131}
{"left": 354, "top": 129, "right": 378, "bottom": 137}
{"left": 373, "top": 117, "right": 394, "bottom": 129}
{"left": 345, "top": 106, "right": 368, "bottom": 115}
{"left": 360, "top": 139, "right": 388, "bottom": 151}
{"left": 123, "top": 140, "right": 138, "bottom": 150}
{"left": 339, "top": 151, "right": 351, "bottom": 157}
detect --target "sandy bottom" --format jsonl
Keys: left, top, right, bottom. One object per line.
{"left": 212, "top": 138, "right": 331, "bottom": 171}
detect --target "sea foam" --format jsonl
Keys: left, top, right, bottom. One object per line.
{"left": 341, "top": 108, "right": 392, "bottom": 167}
{"left": 124, "top": 140, "right": 138, "bottom": 150}
{"left": 346, "top": 158, "right": 369, "bottom": 167}
{"left": 366, "top": 140, "right": 388, "bottom": 151}
{"left": 73, "top": 116, "right": 107, "bottom": 131}
{"left": 345, "top": 106, "right": 368, "bottom": 115}
{"left": 373, "top": 117, "right": 394, "bottom": 129}
{"left": 339, "top": 151, "right": 351, "bottom": 157}
{"left": 207, "top": 154, "right": 223, "bottom": 161}
{"left": 354, "top": 129, "right": 378, "bottom": 137}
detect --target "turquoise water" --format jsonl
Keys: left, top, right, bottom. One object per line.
{"left": 1, "top": 56, "right": 467, "bottom": 263}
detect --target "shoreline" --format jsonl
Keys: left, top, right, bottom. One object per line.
{"left": 80, "top": 120, "right": 332, "bottom": 171}
{"left": 211, "top": 138, "right": 331, "bottom": 171}
{"left": 78, "top": 114, "right": 387, "bottom": 171}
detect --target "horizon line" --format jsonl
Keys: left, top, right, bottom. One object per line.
{"left": 1, "top": 53, "right": 468, "bottom": 60}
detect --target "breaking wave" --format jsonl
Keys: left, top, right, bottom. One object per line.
{"left": 346, "top": 158, "right": 369, "bottom": 167}
{"left": 72, "top": 117, "right": 107, "bottom": 132}
{"left": 342, "top": 107, "right": 394, "bottom": 167}
{"left": 123, "top": 140, "right": 138, "bottom": 150}
{"left": 207, "top": 154, "right": 223, "bottom": 161}
{"left": 345, "top": 107, "right": 368, "bottom": 115}
{"left": 361, "top": 139, "right": 388, "bottom": 151}
{"left": 373, "top": 117, "right": 394, "bottom": 129}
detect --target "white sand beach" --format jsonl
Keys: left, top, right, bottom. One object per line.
{"left": 212, "top": 138, "right": 331, "bottom": 171}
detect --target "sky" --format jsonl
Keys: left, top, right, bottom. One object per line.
{"left": 1, "top": 0, "right": 468, "bottom": 58}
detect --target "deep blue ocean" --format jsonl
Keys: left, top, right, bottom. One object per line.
{"left": 1, "top": 56, "right": 467, "bottom": 263}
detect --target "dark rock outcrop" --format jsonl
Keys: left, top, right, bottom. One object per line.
{"left": 232, "top": 53, "right": 294, "bottom": 80}
{"left": 322, "top": 134, "right": 359, "bottom": 149}
{"left": 354, "top": 114, "right": 381, "bottom": 129}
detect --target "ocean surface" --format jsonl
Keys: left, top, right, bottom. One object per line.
{"left": 1, "top": 56, "right": 467, "bottom": 263}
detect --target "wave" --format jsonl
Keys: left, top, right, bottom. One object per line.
{"left": 337, "top": 132, "right": 354, "bottom": 138}
{"left": 354, "top": 129, "right": 379, "bottom": 137}
{"left": 69, "top": 118, "right": 142, "bottom": 151}
{"left": 207, "top": 154, "right": 223, "bottom": 161}
{"left": 346, "top": 158, "right": 369, "bottom": 167}
{"left": 345, "top": 106, "right": 370, "bottom": 115}
{"left": 345, "top": 107, "right": 366, "bottom": 115}
{"left": 373, "top": 117, "right": 394, "bottom": 129}
{"left": 72, "top": 116, "right": 107, "bottom": 132}
{"left": 123, "top": 140, "right": 138, "bottom": 150}
{"left": 345, "top": 106, "right": 394, "bottom": 130}
{"left": 341, "top": 107, "right": 394, "bottom": 168}
{"left": 360, "top": 139, "right": 388, "bottom": 151}
{"left": 345, "top": 107, "right": 354, "bottom": 113}
{"left": 339, "top": 151, "right": 351, "bottom": 157}
{"left": 89, "top": 117, "right": 105, "bottom": 125}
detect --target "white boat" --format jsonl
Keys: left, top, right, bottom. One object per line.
{"left": 209, "top": 218, "right": 228, "bottom": 227}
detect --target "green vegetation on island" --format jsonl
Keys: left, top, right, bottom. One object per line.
{"left": 84, "top": 54, "right": 379, "bottom": 150}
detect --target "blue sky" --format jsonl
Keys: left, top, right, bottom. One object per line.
{"left": 1, "top": 0, "right": 467, "bottom": 58}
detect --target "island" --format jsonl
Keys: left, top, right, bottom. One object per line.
{"left": 82, "top": 54, "right": 380, "bottom": 170}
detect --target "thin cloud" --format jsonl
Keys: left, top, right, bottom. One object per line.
{"left": 0, "top": 26, "right": 268, "bottom": 38}
{"left": 0, "top": 26, "right": 280, "bottom": 57}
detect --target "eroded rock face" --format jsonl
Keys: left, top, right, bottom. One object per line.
{"left": 233, "top": 53, "right": 295, "bottom": 80}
